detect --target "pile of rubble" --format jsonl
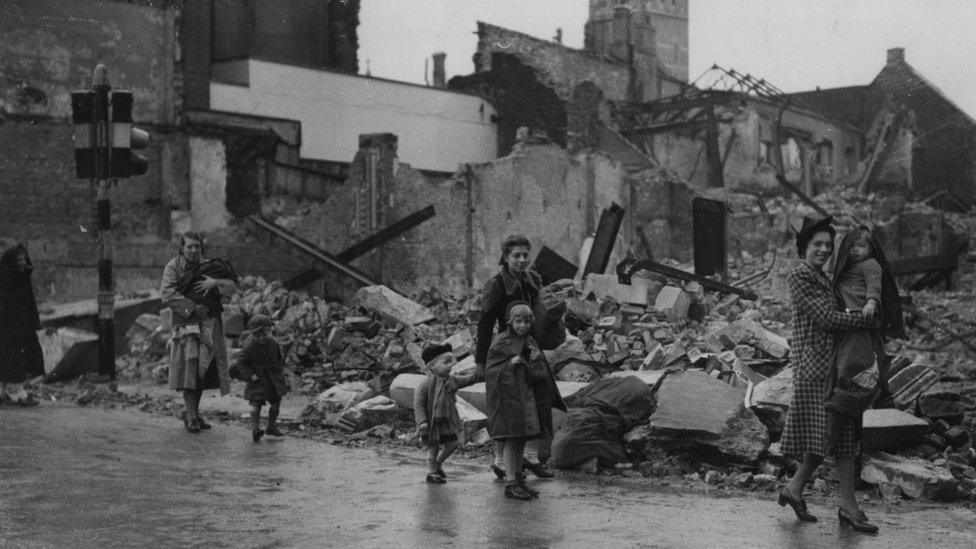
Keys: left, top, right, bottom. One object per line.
{"left": 108, "top": 252, "right": 976, "bottom": 503}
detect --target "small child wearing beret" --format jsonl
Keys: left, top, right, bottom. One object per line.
{"left": 413, "top": 343, "right": 477, "bottom": 483}
{"left": 235, "top": 314, "right": 289, "bottom": 442}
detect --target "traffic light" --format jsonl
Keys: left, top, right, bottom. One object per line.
{"left": 70, "top": 89, "right": 98, "bottom": 179}
{"left": 109, "top": 90, "right": 149, "bottom": 178}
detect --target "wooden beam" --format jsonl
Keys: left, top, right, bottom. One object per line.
{"left": 775, "top": 173, "right": 830, "bottom": 218}
{"left": 616, "top": 258, "right": 758, "bottom": 301}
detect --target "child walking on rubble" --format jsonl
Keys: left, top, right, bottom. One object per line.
{"left": 413, "top": 343, "right": 476, "bottom": 484}
{"left": 235, "top": 314, "right": 289, "bottom": 442}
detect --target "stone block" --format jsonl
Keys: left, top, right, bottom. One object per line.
{"left": 605, "top": 369, "right": 667, "bottom": 390}
{"left": 640, "top": 343, "right": 665, "bottom": 370}
{"left": 861, "top": 453, "right": 960, "bottom": 501}
{"left": 749, "top": 366, "right": 793, "bottom": 409}
{"left": 583, "top": 273, "right": 650, "bottom": 305}
{"left": 454, "top": 381, "right": 588, "bottom": 415}
{"left": 918, "top": 384, "right": 966, "bottom": 419}
{"left": 567, "top": 298, "right": 602, "bottom": 321}
{"left": 353, "top": 285, "right": 435, "bottom": 326}
{"left": 456, "top": 397, "right": 487, "bottom": 440}
{"left": 643, "top": 369, "right": 768, "bottom": 462}
{"left": 653, "top": 286, "right": 690, "bottom": 321}
{"left": 557, "top": 361, "right": 600, "bottom": 383}
{"left": 39, "top": 327, "right": 99, "bottom": 382}
{"left": 888, "top": 362, "right": 940, "bottom": 409}
{"left": 450, "top": 355, "right": 476, "bottom": 378}
{"left": 441, "top": 329, "right": 474, "bottom": 358}
{"left": 338, "top": 395, "right": 401, "bottom": 433}
{"left": 862, "top": 408, "right": 930, "bottom": 451}
{"left": 311, "top": 381, "right": 376, "bottom": 414}
{"left": 389, "top": 374, "right": 425, "bottom": 409}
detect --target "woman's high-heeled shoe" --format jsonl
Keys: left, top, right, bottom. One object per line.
{"left": 838, "top": 508, "right": 879, "bottom": 533}
{"left": 490, "top": 464, "right": 506, "bottom": 480}
{"left": 778, "top": 487, "right": 817, "bottom": 522}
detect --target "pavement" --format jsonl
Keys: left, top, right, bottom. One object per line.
{"left": 2, "top": 404, "right": 976, "bottom": 548}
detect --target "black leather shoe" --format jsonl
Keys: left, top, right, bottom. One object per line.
{"left": 252, "top": 428, "right": 264, "bottom": 442}
{"left": 197, "top": 418, "right": 212, "bottom": 430}
{"left": 184, "top": 416, "right": 201, "bottom": 434}
{"left": 523, "top": 461, "right": 555, "bottom": 478}
{"left": 265, "top": 426, "right": 285, "bottom": 437}
{"left": 516, "top": 473, "right": 539, "bottom": 498}
{"left": 778, "top": 487, "right": 817, "bottom": 522}
{"left": 838, "top": 508, "right": 879, "bottom": 533}
{"left": 504, "top": 484, "right": 533, "bottom": 500}
{"left": 491, "top": 464, "right": 506, "bottom": 480}
{"left": 426, "top": 473, "right": 446, "bottom": 484}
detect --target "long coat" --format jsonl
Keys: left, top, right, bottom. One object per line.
{"left": 236, "top": 337, "right": 289, "bottom": 403}
{"left": 161, "top": 255, "right": 232, "bottom": 395}
{"left": 475, "top": 267, "right": 542, "bottom": 367}
{"left": 780, "top": 261, "right": 874, "bottom": 458}
{"left": 485, "top": 329, "right": 565, "bottom": 440}
{"left": 0, "top": 245, "right": 44, "bottom": 383}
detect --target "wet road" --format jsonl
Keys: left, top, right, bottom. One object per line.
{"left": 2, "top": 405, "right": 975, "bottom": 548}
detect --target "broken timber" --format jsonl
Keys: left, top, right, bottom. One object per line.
{"left": 583, "top": 203, "right": 626, "bottom": 277}
{"left": 616, "top": 258, "right": 758, "bottom": 301}
{"left": 245, "top": 215, "right": 382, "bottom": 289}
{"left": 774, "top": 173, "right": 830, "bottom": 219}
{"left": 280, "top": 205, "right": 436, "bottom": 290}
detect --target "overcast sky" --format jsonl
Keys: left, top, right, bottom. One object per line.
{"left": 359, "top": 0, "right": 976, "bottom": 118}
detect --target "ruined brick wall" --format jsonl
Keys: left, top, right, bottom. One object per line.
{"left": 267, "top": 143, "right": 636, "bottom": 297}
{"left": 475, "top": 22, "right": 630, "bottom": 103}
{"left": 647, "top": 101, "right": 862, "bottom": 195}
{"left": 0, "top": 0, "right": 180, "bottom": 123}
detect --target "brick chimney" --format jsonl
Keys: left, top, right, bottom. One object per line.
{"left": 887, "top": 47, "right": 905, "bottom": 66}
{"left": 432, "top": 52, "right": 446, "bottom": 88}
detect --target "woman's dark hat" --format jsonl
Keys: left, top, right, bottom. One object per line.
{"left": 422, "top": 343, "right": 453, "bottom": 364}
{"left": 793, "top": 215, "right": 835, "bottom": 256}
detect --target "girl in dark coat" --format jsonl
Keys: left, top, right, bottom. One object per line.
{"left": 486, "top": 301, "right": 565, "bottom": 500}
{"left": 0, "top": 245, "right": 43, "bottom": 406}
{"left": 475, "top": 234, "right": 556, "bottom": 480}
{"left": 235, "top": 314, "right": 288, "bottom": 441}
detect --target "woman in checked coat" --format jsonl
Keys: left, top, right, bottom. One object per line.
{"left": 777, "top": 216, "right": 879, "bottom": 534}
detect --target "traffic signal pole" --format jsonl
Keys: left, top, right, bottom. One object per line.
{"left": 72, "top": 64, "right": 150, "bottom": 380}
{"left": 92, "top": 65, "right": 115, "bottom": 380}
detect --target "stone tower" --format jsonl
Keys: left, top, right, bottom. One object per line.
{"left": 585, "top": 0, "right": 689, "bottom": 101}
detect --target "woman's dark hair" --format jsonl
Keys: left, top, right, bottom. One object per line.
{"left": 179, "top": 232, "right": 205, "bottom": 255}
{"left": 793, "top": 216, "right": 836, "bottom": 258}
{"left": 498, "top": 234, "right": 531, "bottom": 265}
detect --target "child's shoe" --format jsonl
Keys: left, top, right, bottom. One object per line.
{"left": 516, "top": 472, "right": 539, "bottom": 498}
{"left": 252, "top": 428, "right": 264, "bottom": 442}
{"left": 425, "top": 473, "right": 446, "bottom": 484}
{"left": 265, "top": 425, "right": 285, "bottom": 437}
{"left": 504, "top": 483, "right": 533, "bottom": 500}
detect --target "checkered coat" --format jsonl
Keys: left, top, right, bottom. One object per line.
{"left": 781, "top": 261, "right": 874, "bottom": 458}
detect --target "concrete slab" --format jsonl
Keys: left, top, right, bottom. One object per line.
{"left": 583, "top": 274, "right": 649, "bottom": 306}
{"left": 861, "top": 452, "right": 959, "bottom": 501}
{"left": 353, "top": 285, "right": 434, "bottom": 325}
{"left": 39, "top": 327, "right": 98, "bottom": 382}
{"left": 862, "top": 408, "right": 931, "bottom": 450}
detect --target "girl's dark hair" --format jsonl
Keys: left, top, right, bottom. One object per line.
{"left": 498, "top": 234, "right": 531, "bottom": 265}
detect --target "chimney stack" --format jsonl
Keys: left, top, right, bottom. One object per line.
{"left": 432, "top": 52, "right": 446, "bottom": 88}
{"left": 887, "top": 47, "right": 905, "bottom": 66}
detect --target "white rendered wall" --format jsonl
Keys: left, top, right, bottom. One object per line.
{"left": 210, "top": 60, "right": 498, "bottom": 172}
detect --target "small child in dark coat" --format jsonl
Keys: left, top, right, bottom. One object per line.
{"left": 413, "top": 343, "right": 476, "bottom": 484}
{"left": 236, "top": 314, "right": 289, "bottom": 442}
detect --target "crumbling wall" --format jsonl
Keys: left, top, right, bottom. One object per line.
{"left": 475, "top": 22, "right": 630, "bottom": 103}
{"left": 0, "top": 0, "right": 179, "bottom": 123}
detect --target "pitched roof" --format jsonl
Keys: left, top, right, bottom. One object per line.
{"left": 785, "top": 85, "right": 877, "bottom": 129}
{"left": 870, "top": 58, "right": 976, "bottom": 133}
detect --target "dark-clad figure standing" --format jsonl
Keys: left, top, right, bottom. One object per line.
{"left": 0, "top": 245, "right": 43, "bottom": 406}
{"left": 777, "top": 217, "right": 879, "bottom": 534}
{"left": 475, "top": 234, "right": 556, "bottom": 480}
{"left": 160, "top": 232, "right": 237, "bottom": 433}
